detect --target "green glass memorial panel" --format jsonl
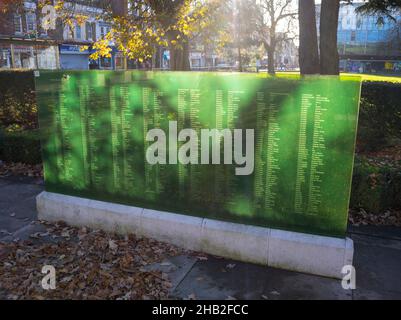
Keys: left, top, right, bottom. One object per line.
{"left": 35, "top": 71, "right": 361, "bottom": 237}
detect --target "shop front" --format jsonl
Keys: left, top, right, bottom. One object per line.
{"left": 0, "top": 40, "right": 59, "bottom": 70}
{"left": 59, "top": 44, "right": 91, "bottom": 70}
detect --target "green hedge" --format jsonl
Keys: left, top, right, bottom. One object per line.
{"left": 0, "top": 129, "right": 42, "bottom": 165}
{"left": 357, "top": 81, "right": 401, "bottom": 152}
{"left": 351, "top": 157, "right": 401, "bottom": 213}
{"left": 0, "top": 70, "right": 37, "bottom": 131}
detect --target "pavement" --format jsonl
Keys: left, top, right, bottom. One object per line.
{"left": 1, "top": 176, "right": 401, "bottom": 300}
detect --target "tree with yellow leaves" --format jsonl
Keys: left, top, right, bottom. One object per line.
{"left": 48, "top": 0, "right": 216, "bottom": 70}
{"left": 105, "top": 0, "right": 214, "bottom": 70}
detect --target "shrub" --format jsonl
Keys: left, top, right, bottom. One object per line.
{"left": 357, "top": 81, "right": 401, "bottom": 152}
{"left": 0, "top": 129, "right": 42, "bottom": 165}
{"left": 351, "top": 156, "right": 401, "bottom": 213}
{"left": 0, "top": 70, "right": 38, "bottom": 131}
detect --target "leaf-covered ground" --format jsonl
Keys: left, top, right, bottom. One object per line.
{"left": 358, "top": 145, "right": 401, "bottom": 169}
{"left": 349, "top": 209, "right": 401, "bottom": 227}
{"left": 0, "top": 161, "right": 43, "bottom": 178}
{"left": 0, "top": 221, "right": 186, "bottom": 300}
{"left": 350, "top": 145, "right": 401, "bottom": 226}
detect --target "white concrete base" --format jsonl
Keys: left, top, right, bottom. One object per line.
{"left": 36, "top": 191, "right": 353, "bottom": 279}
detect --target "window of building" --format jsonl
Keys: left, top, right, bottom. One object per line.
{"left": 368, "top": 17, "right": 374, "bottom": 30}
{"left": 26, "top": 12, "right": 36, "bottom": 33}
{"left": 191, "top": 59, "right": 201, "bottom": 68}
{"left": 40, "top": 15, "right": 48, "bottom": 36}
{"left": 36, "top": 45, "right": 58, "bottom": 69}
{"left": 115, "top": 53, "right": 125, "bottom": 70}
{"left": 99, "top": 56, "right": 112, "bottom": 69}
{"left": 100, "top": 25, "right": 110, "bottom": 38}
{"left": 0, "top": 45, "right": 12, "bottom": 69}
{"left": 75, "top": 24, "right": 82, "bottom": 39}
{"left": 377, "top": 17, "right": 385, "bottom": 30}
{"left": 91, "top": 23, "right": 97, "bottom": 41}
{"left": 65, "top": 25, "right": 74, "bottom": 39}
{"left": 356, "top": 18, "right": 362, "bottom": 29}
{"left": 351, "top": 31, "right": 356, "bottom": 42}
{"left": 40, "top": 25, "right": 48, "bottom": 36}
{"left": 13, "top": 45, "right": 35, "bottom": 69}
{"left": 14, "top": 14, "right": 22, "bottom": 34}
{"left": 85, "top": 22, "right": 93, "bottom": 40}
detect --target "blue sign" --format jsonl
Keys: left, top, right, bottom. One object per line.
{"left": 60, "top": 44, "right": 89, "bottom": 54}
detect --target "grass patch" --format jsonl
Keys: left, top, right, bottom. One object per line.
{"left": 272, "top": 71, "right": 401, "bottom": 83}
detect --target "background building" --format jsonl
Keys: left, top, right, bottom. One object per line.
{"left": 274, "top": 36, "right": 299, "bottom": 71}
{"left": 0, "top": 0, "right": 121, "bottom": 70}
{"left": 0, "top": 1, "right": 59, "bottom": 70}
{"left": 317, "top": 2, "right": 401, "bottom": 74}
{"left": 59, "top": 3, "right": 102, "bottom": 70}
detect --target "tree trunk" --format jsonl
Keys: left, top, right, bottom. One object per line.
{"left": 167, "top": 31, "right": 190, "bottom": 71}
{"left": 267, "top": 47, "right": 275, "bottom": 75}
{"left": 265, "top": 37, "right": 276, "bottom": 75}
{"left": 154, "top": 46, "right": 162, "bottom": 69}
{"left": 111, "top": 0, "right": 128, "bottom": 16}
{"left": 111, "top": 0, "right": 128, "bottom": 69}
{"left": 320, "top": 0, "right": 340, "bottom": 75}
{"left": 299, "top": 0, "right": 320, "bottom": 74}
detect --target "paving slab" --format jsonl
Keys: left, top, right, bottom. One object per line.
{"left": 0, "top": 183, "right": 43, "bottom": 215}
{"left": 171, "top": 256, "right": 269, "bottom": 300}
{"left": 260, "top": 267, "right": 352, "bottom": 300}
{"left": 0, "top": 179, "right": 13, "bottom": 188}
{"left": 142, "top": 255, "right": 198, "bottom": 293}
{"left": 0, "top": 195, "right": 40, "bottom": 220}
{"left": 348, "top": 225, "right": 401, "bottom": 241}
{"left": 0, "top": 216, "right": 30, "bottom": 236}
{"left": 171, "top": 256, "right": 352, "bottom": 300}
{"left": 0, "top": 222, "right": 48, "bottom": 243}
{"left": 351, "top": 234, "right": 401, "bottom": 300}
{"left": 0, "top": 179, "right": 43, "bottom": 241}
